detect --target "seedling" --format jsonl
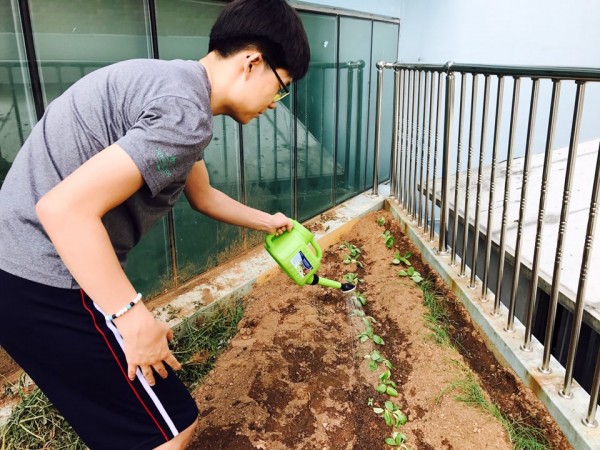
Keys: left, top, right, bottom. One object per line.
{"left": 372, "top": 400, "right": 408, "bottom": 428}
{"left": 377, "top": 217, "right": 386, "bottom": 226}
{"left": 353, "top": 292, "right": 367, "bottom": 307}
{"left": 392, "top": 251, "right": 412, "bottom": 266}
{"left": 398, "top": 266, "right": 423, "bottom": 284}
{"left": 339, "top": 242, "right": 362, "bottom": 258}
{"left": 384, "top": 431, "right": 410, "bottom": 448}
{"left": 380, "top": 230, "right": 395, "bottom": 249}
{"left": 357, "top": 321, "right": 384, "bottom": 345}
{"left": 376, "top": 369, "right": 398, "bottom": 397}
{"left": 344, "top": 272, "right": 364, "bottom": 285}
{"left": 365, "top": 350, "right": 393, "bottom": 371}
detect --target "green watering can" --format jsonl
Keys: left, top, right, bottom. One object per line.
{"left": 265, "top": 220, "right": 355, "bottom": 292}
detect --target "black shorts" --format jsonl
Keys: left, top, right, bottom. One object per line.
{"left": 0, "top": 269, "right": 198, "bottom": 450}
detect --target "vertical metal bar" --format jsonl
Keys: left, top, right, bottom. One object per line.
{"left": 451, "top": 74, "right": 467, "bottom": 266}
{"left": 507, "top": 78, "right": 539, "bottom": 332}
{"left": 355, "top": 65, "right": 364, "bottom": 192}
{"left": 558, "top": 82, "right": 588, "bottom": 398}
{"left": 522, "top": 80, "right": 561, "bottom": 350}
{"left": 345, "top": 67, "right": 354, "bottom": 189}
{"left": 470, "top": 75, "right": 491, "bottom": 288}
{"left": 304, "top": 76, "right": 309, "bottom": 180}
{"left": 541, "top": 82, "right": 586, "bottom": 371}
{"left": 413, "top": 71, "right": 422, "bottom": 221}
{"left": 430, "top": 72, "right": 443, "bottom": 242}
{"left": 404, "top": 70, "right": 414, "bottom": 210}
{"left": 293, "top": 82, "right": 299, "bottom": 219}
{"left": 482, "top": 76, "right": 505, "bottom": 300}
{"left": 146, "top": 0, "right": 160, "bottom": 59}
{"left": 424, "top": 71, "right": 435, "bottom": 233}
{"left": 256, "top": 119, "right": 262, "bottom": 182}
{"left": 390, "top": 67, "right": 401, "bottom": 199}
{"left": 408, "top": 70, "right": 417, "bottom": 215}
{"left": 238, "top": 121, "right": 247, "bottom": 249}
{"left": 438, "top": 66, "right": 454, "bottom": 253}
{"left": 320, "top": 68, "right": 325, "bottom": 180}
{"left": 7, "top": 67, "right": 25, "bottom": 145}
{"left": 584, "top": 350, "right": 600, "bottom": 427}
{"left": 371, "top": 61, "right": 385, "bottom": 195}
{"left": 17, "top": 0, "right": 44, "bottom": 119}
{"left": 223, "top": 116, "right": 229, "bottom": 184}
{"left": 493, "top": 77, "right": 521, "bottom": 317}
{"left": 397, "top": 69, "right": 406, "bottom": 201}
{"left": 460, "top": 74, "right": 478, "bottom": 276}
{"left": 274, "top": 107, "right": 278, "bottom": 182}
{"left": 418, "top": 72, "right": 430, "bottom": 227}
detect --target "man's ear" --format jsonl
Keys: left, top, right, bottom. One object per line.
{"left": 243, "top": 52, "right": 264, "bottom": 77}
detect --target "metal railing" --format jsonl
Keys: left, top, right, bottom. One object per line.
{"left": 373, "top": 61, "right": 600, "bottom": 429}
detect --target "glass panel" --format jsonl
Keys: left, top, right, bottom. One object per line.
{"left": 173, "top": 117, "right": 244, "bottom": 282}
{"left": 243, "top": 97, "right": 294, "bottom": 247}
{"left": 155, "top": 0, "right": 223, "bottom": 59}
{"left": 28, "top": 0, "right": 152, "bottom": 105}
{"left": 336, "top": 17, "right": 371, "bottom": 203}
{"left": 155, "top": 1, "right": 245, "bottom": 282}
{"left": 366, "top": 21, "right": 399, "bottom": 187}
{"left": 126, "top": 218, "right": 171, "bottom": 295}
{"left": 297, "top": 12, "right": 337, "bottom": 221}
{"left": 0, "top": 1, "right": 36, "bottom": 185}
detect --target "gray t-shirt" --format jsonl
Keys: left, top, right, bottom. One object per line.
{"left": 0, "top": 59, "right": 213, "bottom": 288}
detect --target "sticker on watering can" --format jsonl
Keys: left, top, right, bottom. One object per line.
{"left": 290, "top": 251, "right": 313, "bottom": 278}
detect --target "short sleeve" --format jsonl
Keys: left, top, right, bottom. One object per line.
{"left": 116, "top": 96, "right": 212, "bottom": 197}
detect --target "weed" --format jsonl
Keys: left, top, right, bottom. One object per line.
{"left": 439, "top": 367, "right": 550, "bottom": 450}
{"left": 0, "top": 376, "right": 85, "bottom": 449}
{"left": 377, "top": 217, "right": 386, "bottom": 226}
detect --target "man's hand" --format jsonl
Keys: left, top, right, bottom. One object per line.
{"left": 114, "top": 306, "right": 182, "bottom": 386}
{"left": 268, "top": 212, "right": 293, "bottom": 236}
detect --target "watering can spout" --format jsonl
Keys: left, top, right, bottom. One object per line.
{"left": 309, "top": 274, "right": 355, "bottom": 292}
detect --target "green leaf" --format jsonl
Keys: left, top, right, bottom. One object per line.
{"left": 392, "top": 259, "right": 401, "bottom": 265}
{"left": 373, "top": 335, "right": 385, "bottom": 345}
{"left": 385, "top": 401, "right": 394, "bottom": 411}
{"left": 373, "top": 407, "right": 384, "bottom": 414}
{"left": 398, "top": 270, "right": 408, "bottom": 276}
{"left": 385, "top": 437, "right": 397, "bottom": 446}
{"left": 376, "top": 384, "right": 387, "bottom": 393}
{"left": 394, "top": 411, "right": 408, "bottom": 425}
{"left": 384, "top": 409, "right": 393, "bottom": 426}
{"left": 386, "top": 386, "right": 398, "bottom": 397}
{"left": 369, "top": 361, "right": 378, "bottom": 371}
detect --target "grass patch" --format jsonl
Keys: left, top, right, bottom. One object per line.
{"left": 0, "top": 299, "right": 244, "bottom": 449}
{"left": 419, "top": 278, "right": 453, "bottom": 347}
{"left": 439, "top": 366, "right": 550, "bottom": 450}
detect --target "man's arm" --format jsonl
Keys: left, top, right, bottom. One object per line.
{"left": 36, "top": 144, "right": 180, "bottom": 385}
{"left": 184, "top": 160, "right": 292, "bottom": 235}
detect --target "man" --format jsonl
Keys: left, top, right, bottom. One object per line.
{"left": 0, "top": 0, "right": 310, "bottom": 448}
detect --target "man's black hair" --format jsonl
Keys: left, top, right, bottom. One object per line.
{"left": 209, "top": 0, "right": 310, "bottom": 81}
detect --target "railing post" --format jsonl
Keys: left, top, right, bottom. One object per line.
{"left": 438, "top": 62, "right": 455, "bottom": 254}
{"left": 372, "top": 61, "right": 386, "bottom": 195}
{"left": 390, "top": 65, "right": 402, "bottom": 200}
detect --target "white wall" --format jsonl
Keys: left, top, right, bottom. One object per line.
{"left": 309, "top": 0, "right": 600, "bottom": 67}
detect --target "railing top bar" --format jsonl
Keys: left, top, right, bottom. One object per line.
{"left": 384, "top": 61, "right": 600, "bottom": 81}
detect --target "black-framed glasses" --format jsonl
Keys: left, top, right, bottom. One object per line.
{"left": 264, "top": 57, "right": 290, "bottom": 102}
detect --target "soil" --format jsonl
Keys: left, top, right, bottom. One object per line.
{"left": 187, "top": 211, "right": 571, "bottom": 450}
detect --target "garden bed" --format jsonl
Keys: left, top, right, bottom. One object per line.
{"left": 186, "top": 210, "right": 571, "bottom": 449}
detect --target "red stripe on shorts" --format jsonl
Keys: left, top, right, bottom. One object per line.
{"left": 79, "top": 290, "right": 169, "bottom": 443}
